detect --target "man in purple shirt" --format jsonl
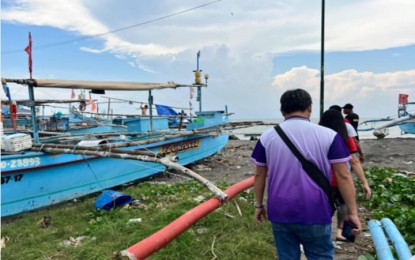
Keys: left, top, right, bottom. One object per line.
{"left": 251, "top": 89, "right": 361, "bottom": 259}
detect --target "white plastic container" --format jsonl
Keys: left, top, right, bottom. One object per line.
{"left": 1, "top": 133, "right": 32, "bottom": 152}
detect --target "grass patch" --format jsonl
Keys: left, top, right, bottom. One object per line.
{"left": 1, "top": 181, "right": 275, "bottom": 259}
{"left": 7, "top": 167, "right": 409, "bottom": 259}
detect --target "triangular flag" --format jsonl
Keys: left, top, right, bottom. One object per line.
{"left": 24, "top": 32, "right": 33, "bottom": 78}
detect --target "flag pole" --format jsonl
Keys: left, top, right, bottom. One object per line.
{"left": 25, "top": 32, "right": 33, "bottom": 80}
{"left": 25, "top": 32, "right": 39, "bottom": 142}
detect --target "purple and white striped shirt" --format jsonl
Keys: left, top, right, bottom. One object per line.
{"left": 250, "top": 116, "right": 351, "bottom": 224}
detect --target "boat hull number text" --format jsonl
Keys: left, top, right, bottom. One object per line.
{"left": 1, "top": 174, "right": 24, "bottom": 185}
{"left": 1, "top": 157, "right": 41, "bottom": 170}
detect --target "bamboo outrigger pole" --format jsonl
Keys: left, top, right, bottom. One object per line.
{"left": 31, "top": 143, "right": 164, "bottom": 158}
{"left": 33, "top": 146, "right": 228, "bottom": 201}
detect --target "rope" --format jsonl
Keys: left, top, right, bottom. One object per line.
{"left": 37, "top": 143, "right": 46, "bottom": 152}
{"left": 72, "top": 142, "right": 80, "bottom": 153}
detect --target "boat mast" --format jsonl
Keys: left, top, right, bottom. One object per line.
{"left": 148, "top": 90, "right": 153, "bottom": 131}
{"left": 25, "top": 32, "right": 39, "bottom": 142}
{"left": 107, "top": 97, "right": 111, "bottom": 120}
{"left": 28, "top": 82, "right": 39, "bottom": 143}
{"left": 195, "top": 51, "right": 202, "bottom": 112}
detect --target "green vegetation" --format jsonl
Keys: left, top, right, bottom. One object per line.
{"left": 3, "top": 167, "right": 414, "bottom": 259}
{"left": 1, "top": 181, "right": 275, "bottom": 259}
{"left": 360, "top": 167, "right": 415, "bottom": 256}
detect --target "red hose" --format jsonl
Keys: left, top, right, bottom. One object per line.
{"left": 121, "top": 176, "right": 255, "bottom": 259}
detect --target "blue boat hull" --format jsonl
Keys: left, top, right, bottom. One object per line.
{"left": 1, "top": 133, "right": 228, "bottom": 217}
{"left": 398, "top": 121, "right": 415, "bottom": 134}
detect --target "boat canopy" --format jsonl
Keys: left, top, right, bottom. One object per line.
{"left": 2, "top": 78, "right": 204, "bottom": 91}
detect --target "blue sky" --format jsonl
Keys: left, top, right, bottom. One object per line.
{"left": 2, "top": 0, "right": 415, "bottom": 119}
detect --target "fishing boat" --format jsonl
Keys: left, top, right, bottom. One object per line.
{"left": 1, "top": 95, "right": 198, "bottom": 136}
{"left": 1, "top": 98, "right": 128, "bottom": 136}
{"left": 0, "top": 68, "right": 237, "bottom": 217}
{"left": 358, "top": 93, "right": 415, "bottom": 138}
{"left": 396, "top": 94, "right": 415, "bottom": 134}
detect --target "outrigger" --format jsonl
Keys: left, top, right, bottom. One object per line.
{"left": 359, "top": 93, "right": 415, "bottom": 138}
{"left": 1, "top": 54, "right": 264, "bottom": 217}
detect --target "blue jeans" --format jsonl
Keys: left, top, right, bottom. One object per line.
{"left": 271, "top": 222, "right": 334, "bottom": 260}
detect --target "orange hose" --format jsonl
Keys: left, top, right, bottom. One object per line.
{"left": 121, "top": 176, "right": 254, "bottom": 259}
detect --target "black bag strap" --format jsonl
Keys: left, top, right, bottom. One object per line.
{"left": 274, "top": 125, "right": 335, "bottom": 213}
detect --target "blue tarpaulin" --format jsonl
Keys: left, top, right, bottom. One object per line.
{"left": 155, "top": 105, "right": 180, "bottom": 126}
{"left": 155, "top": 105, "right": 178, "bottom": 116}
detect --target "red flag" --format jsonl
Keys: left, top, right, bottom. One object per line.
{"left": 71, "top": 88, "right": 76, "bottom": 99}
{"left": 24, "top": 32, "right": 32, "bottom": 78}
{"left": 85, "top": 99, "right": 97, "bottom": 111}
{"left": 91, "top": 101, "right": 97, "bottom": 111}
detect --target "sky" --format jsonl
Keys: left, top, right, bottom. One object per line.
{"left": 1, "top": 0, "right": 415, "bottom": 120}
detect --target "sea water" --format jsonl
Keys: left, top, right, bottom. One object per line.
{"left": 231, "top": 118, "right": 415, "bottom": 140}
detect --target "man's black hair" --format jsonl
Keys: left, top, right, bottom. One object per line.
{"left": 280, "top": 89, "right": 312, "bottom": 114}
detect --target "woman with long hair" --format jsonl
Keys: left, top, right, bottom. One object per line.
{"left": 319, "top": 109, "right": 371, "bottom": 241}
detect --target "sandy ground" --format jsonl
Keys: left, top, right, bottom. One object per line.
{"left": 155, "top": 137, "right": 415, "bottom": 259}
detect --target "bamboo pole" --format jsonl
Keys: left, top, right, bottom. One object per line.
{"left": 99, "top": 132, "right": 198, "bottom": 149}
{"left": 30, "top": 120, "right": 268, "bottom": 150}
{"left": 35, "top": 120, "right": 267, "bottom": 148}
{"left": 33, "top": 147, "right": 227, "bottom": 201}
{"left": 79, "top": 110, "right": 198, "bottom": 119}
{"left": 32, "top": 143, "right": 164, "bottom": 158}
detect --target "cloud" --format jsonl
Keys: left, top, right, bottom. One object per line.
{"left": 3, "top": 0, "right": 415, "bottom": 59}
{"left": 2, "top": 0, "right": 107, "bottom": 34}
{"left": 2, "top": 1, "right": 415, "bottom": 119}
{"left": 79, "top": 47, "right": 105, "bottom": 54}
{"left": 2, "top": 1, "right": 415, "bottom": 84}
{"left": 272, "top": 67, "right": 415, "bottom": 117}
{"left": 272, "top": 66, "right": 320, "bottom": 97}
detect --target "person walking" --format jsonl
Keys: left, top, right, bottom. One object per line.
{"left": 342, "top": 103, "right": 360, "bottom": 139}
{"left": 319, "top": 109, "right": 371, "bottom": 242}
{"left": 251, "top": 89, "right": 361, "bottom": 260}
{"left": 331, "top": 105, "right": 365, "bottom": 162}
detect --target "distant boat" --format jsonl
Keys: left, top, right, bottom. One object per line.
{"left": 1, "top": 99, "right": 127, "bottom": 136}
{"left": 358, "top": 93, "right": 415, "bottom": 138}
{"left": 1, "top": 69, "right": 234, "bottom": 217}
